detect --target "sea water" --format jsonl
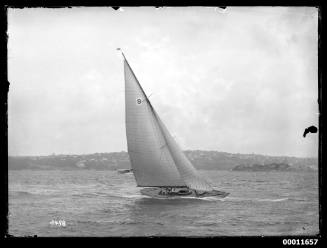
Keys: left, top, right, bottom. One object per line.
{"left": 8, "top": 170, "right": 319, "bottom": 236}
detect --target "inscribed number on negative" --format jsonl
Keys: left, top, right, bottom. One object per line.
{"left": 136, "top": 98, "right": 142, "bottom": 105}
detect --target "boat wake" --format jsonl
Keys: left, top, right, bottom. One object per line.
{"left": 136, "top": 195, "right": 289, "bottom": 202}
{"left": 200, "top": 196, "right": 289, "bottom": 202}
{"left": 107, "top": 192, "right": 146, "bottom": 200}
{"left": 121, "top": 194, "right": 146, "bottom": 199}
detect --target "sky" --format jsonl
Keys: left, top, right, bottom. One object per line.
{"left": 7, "top": 7, "right": 318, "bottom": 157}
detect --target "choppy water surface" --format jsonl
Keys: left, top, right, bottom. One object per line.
{"left": 8, "top": 170, "right": 319, "bottom": 236}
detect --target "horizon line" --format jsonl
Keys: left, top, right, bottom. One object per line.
{"left": 8, "top": 149, "right": 319, "bottom": 159}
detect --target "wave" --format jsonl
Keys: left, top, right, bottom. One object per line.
{"left": 288, "top": 197, "right": 310, "bottom": 202}
{"left": 164, "top": 196, "right": 289, "bottom": 202}
{"left": 11, "top": 189, "right": 288, "bottom": 204}
{"left": 255, "top": 198, "right": 289, "bottom": 202}
{"left": 94, "top": 191, "right": 145, "bottom": 200}
{"left": 10, "top": 189, "right": 61, "bottom": 198}
{"left": 120, "top": 194, "right": 146, "bottom": 199}
{"left": 71, "top": 192, "right": 112, "bottom": 198}
{"left": 74, "top": 219, "right": 143, "bottom": 226}
{"left": 10, "top": 191, "right": 34, "bottom": 197}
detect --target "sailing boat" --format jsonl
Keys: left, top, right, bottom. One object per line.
{"left": 120, "top": 49, "right": 229, "bottom": 199}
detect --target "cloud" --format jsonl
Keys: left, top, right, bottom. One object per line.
{"left": 8, "top": 7, "right": 318, "bottom": 157}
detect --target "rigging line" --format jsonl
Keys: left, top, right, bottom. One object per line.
{"left": 147, "top": 98, "right": 162, "bottom": 159}
{"left": 146, "top": 89, "right": 175, "bottom": 178}
{"left": 140, "top": 93, "right": 153, "bottom": 103}
{"left": 119, "top": 49, "right": 156, "bottom": 116}
{"left": 119, "top": 49, "right": 149, "bottom": 100}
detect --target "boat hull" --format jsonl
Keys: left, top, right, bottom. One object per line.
{"left": 140, "top": 187, "right": 229, "bottom": 199}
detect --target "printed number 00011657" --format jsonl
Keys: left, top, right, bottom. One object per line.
{"left": 282, "top": 239, "right": 318, "bottom": 245}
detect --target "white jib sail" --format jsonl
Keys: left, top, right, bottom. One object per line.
{"left": 153, "top": 110, "right": 213, "bottom": 192}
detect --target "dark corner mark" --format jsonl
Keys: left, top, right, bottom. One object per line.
{"left": 112, "top": 7, "right": 120, "bottom": 11}
{"left": 303, "top": 125, "right": 318, "bottom": 138}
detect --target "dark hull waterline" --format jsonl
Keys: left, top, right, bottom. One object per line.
{"left": 140, "top": 187, "right": 229, "bottom": 199}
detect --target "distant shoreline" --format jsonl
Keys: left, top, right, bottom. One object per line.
{"left": 8, "top": 150, "right": 318, "bottom": 160}
{"left": 8, "top": 150, "right": 318, "bottom": 172}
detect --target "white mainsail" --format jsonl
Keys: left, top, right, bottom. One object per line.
{"left": 124, "top": 57, "right": 185, "bottom": 187}
{"left": 123, "top": 52, "right": 213, "bottom": 191}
